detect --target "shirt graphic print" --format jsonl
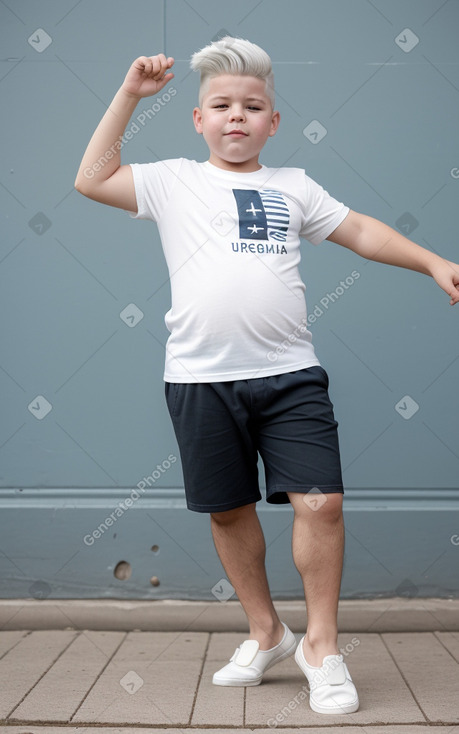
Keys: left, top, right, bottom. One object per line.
{"left": 233, "top": 189, "right": 290, "bottom": 242}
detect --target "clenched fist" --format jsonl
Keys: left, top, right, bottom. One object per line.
{"left": 122, "top": 54, "right": 175, "bottom": 99}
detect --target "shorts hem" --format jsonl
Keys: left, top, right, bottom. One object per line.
{"left": 186, "top": 492, "right": 262, "bottom": 514}
{"left": 267, "top": 484, "right": 344, "bottom": 504}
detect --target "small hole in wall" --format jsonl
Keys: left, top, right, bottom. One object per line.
{"left": 150, "top": 576, "right": 160, "bottom": 587}
{"left": 151, "top": 545, "right": 159, "bottom": 553}
{"left": 114, "top": 561, "right": 132, "bottom": 580}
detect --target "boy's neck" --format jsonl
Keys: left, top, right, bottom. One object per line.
{"left": 207, "top": 154, "right": 262, "bottom": 173}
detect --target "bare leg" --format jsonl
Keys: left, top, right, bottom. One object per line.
{"left": 287, "top": 491, "right": 344, "bottom": 667}
{"left": 210, "top": 502, "right": 285, "bottom": 650}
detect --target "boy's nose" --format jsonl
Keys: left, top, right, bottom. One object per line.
{"left": 229, "top": 107, "right": 245, "bottom": 121}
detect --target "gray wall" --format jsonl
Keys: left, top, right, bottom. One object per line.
{"left": 1, "top": 0, "right": 458, "bottom": 600}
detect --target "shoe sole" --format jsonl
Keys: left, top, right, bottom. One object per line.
{"left": 212, "top": 635, "right": 298, "bottom": 687}
{"left": 310, "top": 696, "right": 360, "bottom": 715}
{"left": 212, "top": 675, "right": 263, "bottom": 686}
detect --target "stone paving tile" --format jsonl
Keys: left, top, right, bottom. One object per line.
{"left": 9, "top": 631, "right": 125, "bottom": 722}
{"left": 71, "top": 631, "right": 208, "bottom": 726}
{"left": 191, "top": 632, "right": 246, "bottom": 725}
{"left": 435, "top": 630, "right": 459, "bottom": 661}
{"left": 383, "top": 632, "right": 459, "bottom": 724}
{"left": 0, "top": 630, "right": 77, "bottom": 719}
{"left": 0, "top": 629, "right": 27, "bottom": 656}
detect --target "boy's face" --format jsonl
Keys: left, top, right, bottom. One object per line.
{"left": 193, "top": 74, "right": 280, "bottom": 172}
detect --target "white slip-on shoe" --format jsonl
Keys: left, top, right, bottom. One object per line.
{"left": 295, "top": 636, "right": 359, "bottom": 714}
{"left": 212, "top": 621, "right": 297, "bottom": 686}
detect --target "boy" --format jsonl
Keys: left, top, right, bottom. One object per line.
{"left": 75, "top": 37, "right": 459, "bottom": 716}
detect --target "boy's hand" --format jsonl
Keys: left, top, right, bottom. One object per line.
{"left": 122, "top": 54, "right": 174, "bottom": 99}
{"left": 431, "top": 259, "right": 459, "bottom": 305}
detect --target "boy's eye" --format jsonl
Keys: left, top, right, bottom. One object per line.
{"left": 214, "top": 105, "right": 260, "bottom": 110}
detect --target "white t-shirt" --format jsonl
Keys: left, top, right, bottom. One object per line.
{"left": 127, "top": 158, "right": 349, "bottom": 383}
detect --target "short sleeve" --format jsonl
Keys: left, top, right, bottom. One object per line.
{"left": 299, "top": 173, "right": 350, "bottom": 245}
{"left": 125, "top": 158, "right": 184, "bottom": 221}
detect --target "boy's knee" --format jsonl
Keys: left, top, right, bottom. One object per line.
{"left": 289, "top": 491, "right": 343, "bottom": 520}
{"left": 321, "top": 492, "right": 343, "bottom": 520}
{"left": 210, "top": 502, "right": 257, "bottom": 523}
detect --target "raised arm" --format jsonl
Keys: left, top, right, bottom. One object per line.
{"left": 74, "top": 54, "right": 174, "bottom": 212}
{"left": 327, "top": 210, "right": 459, "bottom": 305}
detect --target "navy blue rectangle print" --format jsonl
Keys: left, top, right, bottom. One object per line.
{"left": 233, "top": 189, "right": 269, "bottom": 241}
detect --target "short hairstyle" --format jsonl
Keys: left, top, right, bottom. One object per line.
{"left": 190, "top": 36, "right": 275, "bottom": 110}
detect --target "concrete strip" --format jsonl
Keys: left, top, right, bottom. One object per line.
{"left": 191, "top": 633, "right": 247, "bottom": 725}
{"left": 8, "top": 631, "right": 124, "bottom": 722}
{"left": 1, "top": 598, "right": 459, "bottom": 631}
{"left": 72, "top": 631, "right": 207, "bottom": 725}
{"left": 351, "top": 598, "right": 459, "bottom": 633}
{"left": 0, "top": 630, "right": 77, "bottom": 719}
{"left": 383, "top": 632, "right": 459, "bottom": 723}
{"left": 246, "top": 632, "right": 425, "bottom": 726}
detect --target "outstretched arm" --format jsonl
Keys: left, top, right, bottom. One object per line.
{"left": 327, "top": 210, "right": 459, "bottom": 305}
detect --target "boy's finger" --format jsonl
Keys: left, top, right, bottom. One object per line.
{"left": 151, "top": 59, "right": 165, "bottom": 78}
{"left": 155, "top": 56, "right": 170, "bottom": 78}
{"left": 144, "top": 58, "right": 153, "bottom": 75}
{"left": 157, "top": 53, "right": 169, "bottom": 69}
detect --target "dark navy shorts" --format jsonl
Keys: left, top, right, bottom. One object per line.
{"left": 164, "top": 365, "right": 344, "bottom": 513}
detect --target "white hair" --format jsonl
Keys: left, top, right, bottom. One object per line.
{"left": 190, "top": 36, "right": 275, "bottom": 109}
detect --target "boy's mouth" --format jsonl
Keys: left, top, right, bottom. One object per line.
{"left": 225, "top": 130, "right": 248, "bottom": 136}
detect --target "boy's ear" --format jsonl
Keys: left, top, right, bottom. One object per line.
{"left": 268, "top": 110, "right": 281, "bottom": 137}
{"left": 193, "top": 107, "right": 203, "bottom": 134}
